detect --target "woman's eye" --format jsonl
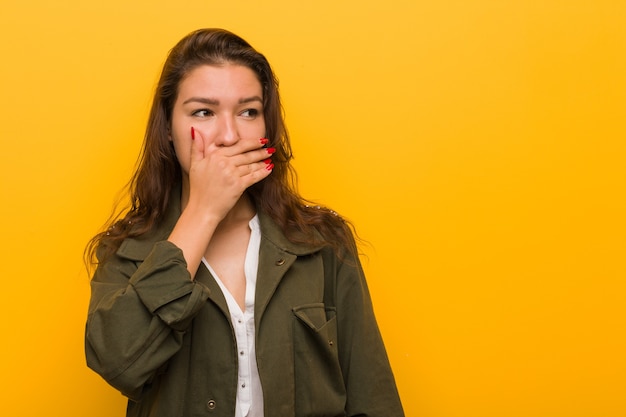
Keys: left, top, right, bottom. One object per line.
{"left": 192, "top": 109, "right": 213, "bottom": 117}
{"left": 240, "top": 109, "right": 259, "bottom": 118}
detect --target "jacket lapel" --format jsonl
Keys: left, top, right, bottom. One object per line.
{"left": 194, "top": 261, "right": 230, "bottom": 318}
{"left": 255, "top": 212, "right": 322, "bottom": 325}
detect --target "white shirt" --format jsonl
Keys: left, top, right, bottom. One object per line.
{"left": 201, "top": 214, "right": 264, "bottom": 417}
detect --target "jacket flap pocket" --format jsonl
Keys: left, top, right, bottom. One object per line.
{"left": 292, "top": 303, "right": 328, "bottom": 331}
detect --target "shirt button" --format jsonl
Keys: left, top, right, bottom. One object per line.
{"left": 207, "top": 400, "right": 216, "bottom": 410}
{"left": 240, "top": 350, "right": 244, "bottom": 355}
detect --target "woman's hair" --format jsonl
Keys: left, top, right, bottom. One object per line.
{"left": 86, "top": 28, "right": 358, "bottom": 266}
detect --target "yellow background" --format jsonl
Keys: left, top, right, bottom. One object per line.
{"left": 1, "top": 1, "right": 624, "bottom": 416}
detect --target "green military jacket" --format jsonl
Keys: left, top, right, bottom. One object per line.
{"left": 85, "top": 194, "right": 404, "bottom": 417}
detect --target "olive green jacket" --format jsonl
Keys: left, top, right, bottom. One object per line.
{"left": 85, "top": 195, "right": 404, "bottom": 417}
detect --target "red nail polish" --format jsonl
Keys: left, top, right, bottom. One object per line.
{"left": 260, "top": 138, "right": 269, "bottom": 145}
{"left": 263, "top": 158, "right": 272, "bottom": 164}
{"left": 266, "top": 147, "right": 276, "bottom": 154}
{"left": 191, "top": 127, "right": 195, "bottom": 140}
{"left": 266, "top": 163, "right": 274, "bottom": 171}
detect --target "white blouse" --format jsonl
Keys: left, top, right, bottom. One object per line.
{"left": 201, "top": 214, "right": 264, "bottom": 417}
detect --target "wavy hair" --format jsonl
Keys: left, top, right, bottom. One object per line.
{"left": 86, "top": 28, "right": 358, "bottom": 266}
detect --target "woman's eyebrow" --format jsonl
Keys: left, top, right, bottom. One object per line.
{"left": 182, "top": 97, "right": 219, "bottom": 105}
{"left": 182, "top": 96, "right": 262, "bottom": 105}
{"left": 238, "top": 96, "right": 263, "bottom": 104}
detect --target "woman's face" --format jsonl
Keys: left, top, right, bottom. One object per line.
{"left": 170, "top": 64, "right": 266, "bottom": 174}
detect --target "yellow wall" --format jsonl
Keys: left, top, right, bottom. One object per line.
{"left": 1, "top": 1, "right": 624, "bottom": 416}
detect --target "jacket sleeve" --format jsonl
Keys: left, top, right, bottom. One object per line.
{"left": 332, "top": 245, "right": 405, "bottom": 417}
{"left": 85, "top": 240, "right": 211, "bottom": 400}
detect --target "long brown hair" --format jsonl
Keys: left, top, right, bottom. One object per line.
{"left": 86, "top": 28, "right": 357, "bottom": 266}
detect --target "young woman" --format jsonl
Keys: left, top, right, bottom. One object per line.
{"left": 85, "top": 28, "right": 404, "bottom": 417}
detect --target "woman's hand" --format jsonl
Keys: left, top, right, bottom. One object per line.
{"left": 186, "top": 128, "right": 274, "bottom": 222}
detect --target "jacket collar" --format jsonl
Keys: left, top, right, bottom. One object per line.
{"left": 116, "top": 186, "right": 323, "bottom": 261}
{"left": 257, "top": 210, "right": 323, "bottom": 256}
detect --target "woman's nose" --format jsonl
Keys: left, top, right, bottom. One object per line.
{"left": 214, "top": 117, "right": 239, "bottom": 146}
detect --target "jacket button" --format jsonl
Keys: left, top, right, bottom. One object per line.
{"left": 275, "top": 258, "right": 285, "bottom": 266}
{"left": 207, "top": 400, "right": 216, "bottom": 410}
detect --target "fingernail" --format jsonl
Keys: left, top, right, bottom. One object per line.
{"left": 263, "top": 158, "right": 272, "bottom": 164}
{"left": 260, "top": 138, "right": 269, "bottom": 145}
{"left": 266, "top": 147, "right": 276, "bottom": 154}
{"left": 266, "top": 163, "right": 274, "bottom": 171}
{"left": 191, "top": 127, "right": 195, "bottom": 140}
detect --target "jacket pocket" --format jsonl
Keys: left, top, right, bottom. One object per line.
{"left": 292, "top": 303, "right": 346, "bottom": 416}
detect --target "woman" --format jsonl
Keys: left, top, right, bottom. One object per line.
{"left": 85, "top": 28, "right": 404, "bottom": 417}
